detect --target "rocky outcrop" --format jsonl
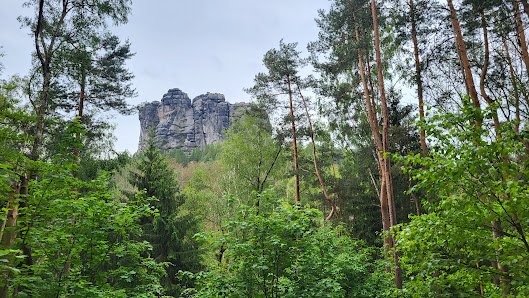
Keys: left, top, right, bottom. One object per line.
{"left": 138, "top": 88, "right": 249, "bottom": 153}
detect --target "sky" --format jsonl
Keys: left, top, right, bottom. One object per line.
{"left": 0, "top": 0, "right": 332, "bottom": 153}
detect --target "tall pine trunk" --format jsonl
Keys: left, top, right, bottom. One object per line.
{"left": 447, "top": 0, "right": 480, "bottom": 109}
{"left": 73, "top": 72, "right": 86, "bottom": 164}
{"left": 371, "top": 0, "right": 402, "bottom": 288}
{"left": 353, "top": 13, "right": 392, "bottom": 250}
{"left": 287, "top": 75, "right": 300, "bottom": 204}
{"left": 502, "top": 37, "right": 522, "bottom": 133}
{"left": 479, "top": 11, "right": 500, "bottom": 131}
{"left": 409, "top": 0, "right": 428, "bottom": 157}
{"left": 512, "top": 0, "right": 529, "bottom": 77}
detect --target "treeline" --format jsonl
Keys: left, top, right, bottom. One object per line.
{"left": 1, "top": 0, "right": 529, "bottom": 297}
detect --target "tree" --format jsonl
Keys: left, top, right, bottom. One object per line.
{"left": 397, "top": 100, "right": 529, "bottom": 296}
{"left": 0, "top": 76, "right": 34, "bottom": 296}
{"left": 20, "top": 0, "right": 132, "bottom": 162}
{"left": 370, "top": 0, "right": 402, "bottom": 287}
{"left": 446, "top": 0, "right": 480, "bottom": 110}
{"left": 248, "top": 41, "right": 336, "bottom": 217}
{"left": 58, "top": 32, "right": 135, "bottom": 161}
{"left": 128, "top": 131, "right": 202, "bottom": 296}
{"left": 5, "top": 1, "right": 135, "bottom": 282}
{"left": 310, "top": 0, "right": 405, "bottom": 286}
{"left": 218, "top": 107, "right": 284, "bottom": 207}
{"left": 0, "top": 114, "right": 165, "bottom": 296}
{"left": 388, "top": 0, "right": 445, "bottom": 157}
{"left": 247, "top": 41, "right": 304, "bottom": 205}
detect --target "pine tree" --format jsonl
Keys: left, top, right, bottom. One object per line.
{"left": 128, "top": 130, "right": 201, "bottom": 296}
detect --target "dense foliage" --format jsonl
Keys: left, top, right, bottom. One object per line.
{"left": 396, "top": 101, "right": 529, "bottom": 296}
{"left": 192, "top": 193, "right": 390, "bottom": 298}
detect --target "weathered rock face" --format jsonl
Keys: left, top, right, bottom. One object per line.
{"left": 138, "top": 88, "right": 249, "bottom": 153}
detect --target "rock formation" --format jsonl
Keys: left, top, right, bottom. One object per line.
{"left": 138, "top": 88, "right": 249, "bottom": 153}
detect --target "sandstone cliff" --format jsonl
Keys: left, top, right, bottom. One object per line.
{"left": 138, "top": 88, "right": 249, "bottom": 153}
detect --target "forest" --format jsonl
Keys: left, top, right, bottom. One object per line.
{"left": 1, "top": 0, "right": 529, "bottom": 297}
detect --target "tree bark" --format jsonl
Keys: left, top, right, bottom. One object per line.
{"left": 31, "top": 0, "right": 68, "bottom": 162}
{"left": 287, "top": 75, "right": 300, "bottom": 205}
{"left": 512, "top": 0, "right": 529, "bottom": 79}
{"left": 371, "top": 0, "right": 402, "bottom": 288}
{"left": 410, "top": 0, "right": 428, "bottom": 157}
{"left": 446, "top": 0, "right": 480, "bottom": 109}
{"left": 295, "top": 83, "right": 336, "bottom": 220}
{"left": 73, "top": 72, "right": 86, "bottom": 165}
{"left": 502, "top": 37, "right": 522, "bottom": 133}
{"left": 479, "top": 11, "right": 501, "bottom": 133}
{"left": 353, "top": 13, "right": 391, "bottom": 250}
{"left": 365, "top": 50, "right": 379, "bottom": 125}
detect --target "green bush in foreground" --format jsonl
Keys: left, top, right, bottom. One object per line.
{"left": 189, "top": 193, "right": 391, "bottom": 297}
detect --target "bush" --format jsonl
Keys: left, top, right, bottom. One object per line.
{"left": 192, "top": 193, "right": 391, "bottom": 297}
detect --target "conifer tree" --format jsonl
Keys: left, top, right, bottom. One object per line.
{"left": 247, "top": 41, "right": 303, "bottom": 205}
{"left": 128, "top": 131, "right": 201, "bottom": 296}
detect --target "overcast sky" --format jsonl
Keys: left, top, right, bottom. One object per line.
{"left": 0, "top": 1, "right": 331, "bottom": 153}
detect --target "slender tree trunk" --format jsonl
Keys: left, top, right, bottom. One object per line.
{"left": 378, "top": 175, "right": 392, "bottom": 253}
{"left": 287, "top": 75, "right": 300, "bottom": 204}
{"left": 73, "top": 73, "right": 86, "bottom": 164}
{"left": 31, "top": 0, "right": 49, "bottom": 162}
{"left": 512, "top": 0, "right": 529, "bottom": 76}
{"left": 456, "top": 42, "right": 471, "bottom": 96}
{"left": 32, "top": 0, "right": 68, "bottom": 161}
{"left": 353, "top": 13, "right": 391, "bottom": 250}
{"left": 510, "top": 1, "right": 529, "bottom": 151}
{"left": 15, "top": 2, "right": 69, "bottom": 295}
{"left": 354, "top": 18, "right": 383, "bottom": 156}
{"left": 365, "top": 51, "right": 379, "bottom": 124}
{"left": 479, "top": 11, "right": 501, "bottom": 132}
{"left": 371, "top": 0, "right": 402, "bottom": 288}
{"left": 410, "top": 0, "right": 428, "bottom": 157}
{"left": 446, "top": 0, "right": 480, "bottom": 108}
{"left": 0, "top": 183, "right": 21, "bottom": 298}
{"left": 31, "top": 77, "right": 51, "bottom": 162}
{"left": 295, "top": 83, "right": 336, "bottom": 220}
{"left": 502, "top": 37, "right": 521, "bottom": 132}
